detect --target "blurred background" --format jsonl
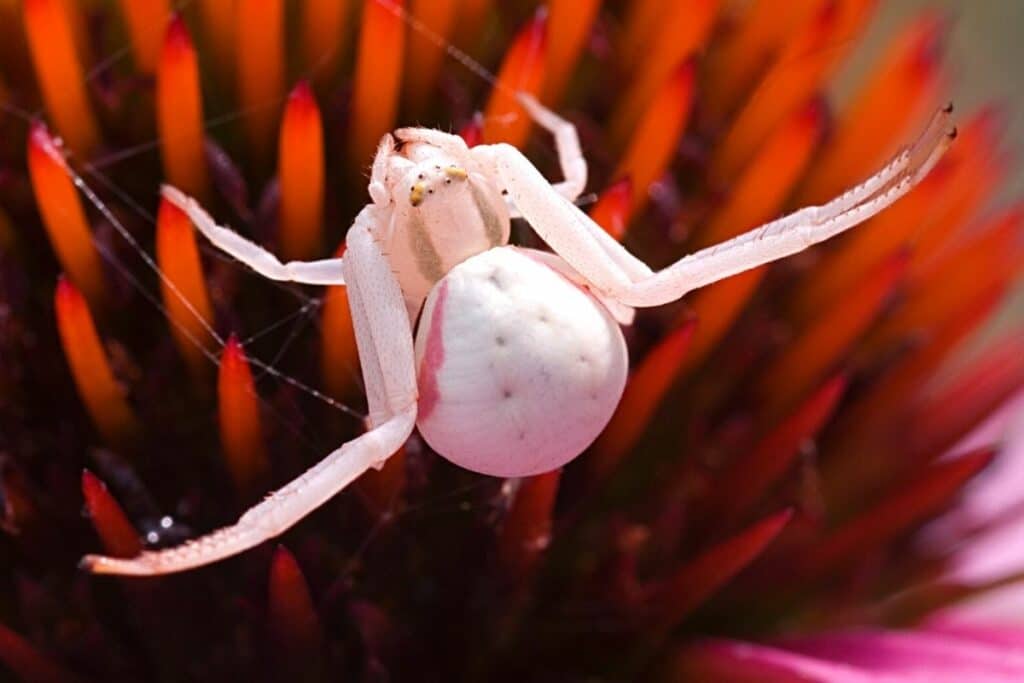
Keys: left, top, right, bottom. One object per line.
{"left": 846, "top": 1, "right": 1024, "bottom": 330}
{"left": 844, "top": 1, "right": 1024, "bottom": 199}
{"left": 866, "top": 1, "right": 1024, "bottom": 621}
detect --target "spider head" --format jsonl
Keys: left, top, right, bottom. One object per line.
{"left": 405, "top": 160, "right": 470, "bottom": 207}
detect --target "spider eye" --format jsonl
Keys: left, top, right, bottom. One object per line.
{"left": 444, "top": 166, "right": 468, "bottom": 181}
{"left": 410, "top": 182, "right": 426, "bottom": 206}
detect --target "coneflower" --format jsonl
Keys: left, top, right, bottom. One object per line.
{"left": 0, "top": 1, "right": 1022, "bottom": 681}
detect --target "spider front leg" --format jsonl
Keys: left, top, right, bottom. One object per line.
{"left": 478, "top": 101, "right": 955, "bottom": 308}
{"left": 163, "top": 186, "right": 346, "bottom": 286}
{"left": 81, "top": 208, "right": 417, "bottom": 576}
{"left": 512, "top": 95, "right": 655, "bottom": 282}
{"left": 515, "top": 94, "right": 587, "bottom": 203}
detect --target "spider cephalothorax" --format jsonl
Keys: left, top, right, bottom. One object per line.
{"left": 378, "top": 131, "right": 511, "bottom": 315}
{"left": 80, "top": 95, "right": 954, "bottom": 576}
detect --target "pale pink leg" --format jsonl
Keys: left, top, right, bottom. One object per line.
{"left": 513, "top": 95, "right": 654, "bottom": 281}
{"left": 162, "top": 186, "right": 346, "bottom": 285}
{"left": 81, "top": 207, "right": 417, "bottom": 576}
{"left": 476, "top": 104, "right": 955, "bottom": 308}
{"left": 516, "top": 94, "right": 587, "bottom": 202}
{"left": 367, "top": 134, "right": 394, "bottom": 206}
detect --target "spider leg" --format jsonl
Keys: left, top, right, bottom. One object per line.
{"left": 81, "top": 208, "right": 417, "bottom": 576}
{"left": 623, "top": 125, "right": 953, "bottom": 306}
{"left": 477, "top": 105, "right": 955, "bottom": 309}
{"left": 516, "top": 93, "right": 588, "bottom": 203}
{"left": 162, "top": 185, "right": 346, "bottom": 286}
{"left": 504, "top": 95, "right": 655, "bottom": 280}
{"left": 522, "top": 248, "right": 636, "bottom": 325}
{"left": 369, "top": 133, "right": 396, "bottom": 206}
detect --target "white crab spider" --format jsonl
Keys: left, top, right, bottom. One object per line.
{"left": 80, "top": 95, "right": 954, "bottom": 576}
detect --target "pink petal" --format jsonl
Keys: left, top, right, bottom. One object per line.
{"left": 675, "top": 639, "right": 876, "bottom": 682}
{"left": 779, "top": 629, "right": 1024, "bottom": 680}
{"left": 677, "top": 626, "right": 1024, "bottom": 682}
{"left": 924, "top": 619, "right": 1024, "bottom": 649}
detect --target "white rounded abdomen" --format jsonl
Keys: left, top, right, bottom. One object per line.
{"left": 414, "top": 247, "right": 628, "bottom": 477}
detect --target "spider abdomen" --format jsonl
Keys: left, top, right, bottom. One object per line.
{"left": 414, "top": 247, "right": 628, "bottom": 477}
